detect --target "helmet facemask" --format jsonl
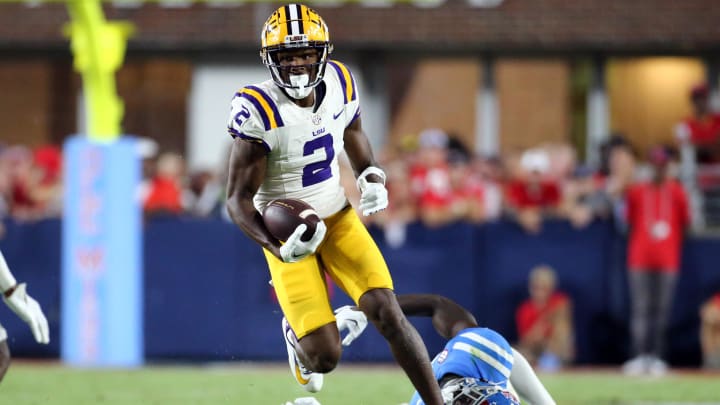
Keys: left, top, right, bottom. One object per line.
{"left": 441, "top": 378, "right": 520, "bottom": 405}
{"left": 261, "top": 43, "right": 332, "bottom": 99}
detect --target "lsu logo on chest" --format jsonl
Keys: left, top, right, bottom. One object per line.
{"left": 312, "top": 127, "right": 325, "bottom": 137}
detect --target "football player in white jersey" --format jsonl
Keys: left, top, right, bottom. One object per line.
{"left": 225, "top": 4, "right": 443, "bottom": 404}
{"left": 0, "top": 248, "right": 50, "bottom": 383}
{"left": 335, "top": 294, "right": 557, "bottom": 405}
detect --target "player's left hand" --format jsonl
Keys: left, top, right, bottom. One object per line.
{"left": 357, "top": 177, "right": 388, "bottom": 217}
{"left": 3, "top": 283, "right": 50, "bottom": 344}
{"left": 334, "top": 305, "right": 368, "bottom": 346}
{"left": 283, "top": 397, "right": 322, "bottom": 405}
{"left": 279, "top": 221, "right": 327, "bottom": 263}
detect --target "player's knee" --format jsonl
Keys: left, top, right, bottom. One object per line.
{"left": 306, "top": 347, "right": 341, "bottom": 373}
{"left": 376, "top": 310, "right": 406, "bottom": 340}
{"left": 358, "top": 289, "right": 395, "bottom": 319}
{"left": 312, "top": 352, "right": 340, "bottom": 374}
{"left": 360, "top": 290, "right": 405, "bottom": 337}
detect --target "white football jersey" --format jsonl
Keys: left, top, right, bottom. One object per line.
{"left": 228, "top": 60, "right": 361, "bottom": 219}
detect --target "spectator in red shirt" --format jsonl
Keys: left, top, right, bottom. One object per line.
{"left": 505, "top": 149, "right": 561, "bottom": 234}
{"left": 143, "top": 152, "right": 185, "bottom": 215}
{"left": 449, "top": 155, "right": 485, "bottom": 223}
{"left": 446, "top": 137, "right": 494, "bottom": 224}
{"left": 515, "top": 265, "right": 575, "bottom": 371}
{"left": 410, "top": 129, "right": 458, "bottom": 228}
{"left": 5, "top": 145, "right": 62, "bottom": 220}
{"left": 471, "top": 155, "right": 505, "bottom": 222}
{"left": 622, "top": 145, "right": 690, "bottom": 376}
{"left": 700, "top": 292, "right": 720, "bottom": 369}
{"left": 675, "top": 84, "right": 720, "bottom": 164}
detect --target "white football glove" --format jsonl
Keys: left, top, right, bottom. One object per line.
{"left": 357, "top": 167, "right": 388, "bottom": 217}
{"left": 3, "top": 283, "right": 50, "bottom": 344}
{"left": 334, "top": 305, "right": 368, "bottom": 346}
{"left": 283, "top": 397, "right": 321, "bottom": 405}
{"left": 279, "top": 222, "right": 327, "bottom": 263}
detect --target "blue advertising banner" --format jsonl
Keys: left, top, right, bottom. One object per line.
{"left": 61, "top": 136, "right": 143, "bottom": 367}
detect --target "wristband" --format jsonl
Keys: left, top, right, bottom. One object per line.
{"left": 3, "top": 284, "right": 17, "bottom": 299}
{"left": 356, "top": 166, "right": 386, "bottom": 191}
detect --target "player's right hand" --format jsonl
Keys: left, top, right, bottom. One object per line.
{"left": 3, "top": 283, "right": 50, "bottom": 344}
{"left": 279, "top": 221, "right": 327, "bottom": 263}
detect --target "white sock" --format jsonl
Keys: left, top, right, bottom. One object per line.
{"left": 509, "top": 348, "right": 557, "bottom": 405}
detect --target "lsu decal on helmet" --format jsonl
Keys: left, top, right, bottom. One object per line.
{"left": 441, "top": 378, "right": 520, "bottom": 405}
{"left": 260, "top": 4, "right": 333, "bottom": 97}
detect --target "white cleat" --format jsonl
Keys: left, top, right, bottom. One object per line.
{"left": 622, "top": 355, "right": 649, "bottom": 376}
{"left": 282, "top": 317, "right": 324, "bottom": 393}
{"left": 647, "top": 356, "right": 669, "bottom": 377}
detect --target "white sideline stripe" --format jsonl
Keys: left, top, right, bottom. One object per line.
{"left": 461, "top": 331, "right": 514, "bottom": 364}
{"left": 452, "top": 342, "right": 511, "bottom": 378}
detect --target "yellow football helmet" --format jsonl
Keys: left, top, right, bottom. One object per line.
{"left": 260, "top": 4, "right": 333, "bottom": 93}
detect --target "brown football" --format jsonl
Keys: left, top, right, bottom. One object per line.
{"left": 262, "top": 198, "right": 320, "bottom": 242}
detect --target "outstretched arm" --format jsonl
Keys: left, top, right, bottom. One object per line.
{"left": 0, "top": 249, "right": 49, "bottom": 345}
{"left": 396, "top": 294, "right": 478, "bottom": 340}
{"left": 0, "top": 249, "right": 17, "bottom": 295}
{"left": 0, "top": 250, "right": 13, "bottom": 381}
{"left": 336, "top": 294, "right": 477, "bottom": 345}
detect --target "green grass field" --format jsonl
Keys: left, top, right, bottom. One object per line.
{"left": 2, "top": 362, "right": 720, "bottom": 405}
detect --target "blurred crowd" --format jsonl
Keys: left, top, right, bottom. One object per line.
{"left": 342, "top": 128, "right": 656, "bottom": 248}
{"left": 0, "top": 144, "right": 63, "bottom": 225}
{"left": 0, "top": 83, "right": 716, "bottom": 242}
{"left": 0, "top": 129, "right": 657, "bottom": 236}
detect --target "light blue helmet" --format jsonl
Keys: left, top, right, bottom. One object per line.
{"left": 440, "top": 378, "right": 520, "bottom": 405}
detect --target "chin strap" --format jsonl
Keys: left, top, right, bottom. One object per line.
{"left": 356, "top": 166, "right": 386, "bottom": 192}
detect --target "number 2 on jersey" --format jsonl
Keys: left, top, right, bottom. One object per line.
{"left": 233, "top": 106, "right": 251, "bottom": 127}
{"left": 302, "top": 134, "right": 334, "bottom": 187}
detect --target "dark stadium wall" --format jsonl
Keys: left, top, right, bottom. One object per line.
{"left": 387, "top": 59, "right": 479, "bottom": 151}
{"left": 496, "top": 59, "right": 571, "bottom": 152}
{"left": 0, "top": 217, "right": 717, "bottom": 367}
{"left": 0, "top": 60, "right": 75, "bottom": 147}
{"left": 607, "top": 57, "right": 706, "bottom": 154}
{"left": 118, "top": 59, "right": 192, "bottom": 157}
{"left": 1, "top": 1, "right": 719, "bottom": 52}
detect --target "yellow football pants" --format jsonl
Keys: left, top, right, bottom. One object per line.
{"left": 264, "top": 206, "right": 393, "bottom": 339}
